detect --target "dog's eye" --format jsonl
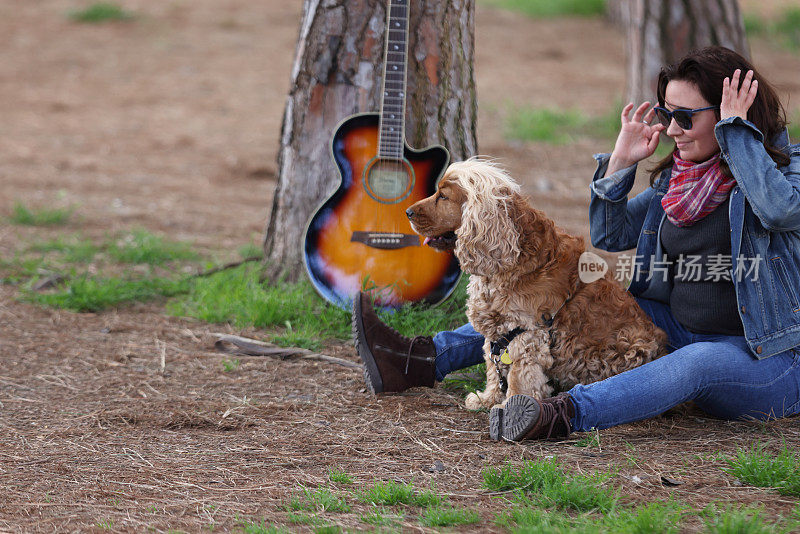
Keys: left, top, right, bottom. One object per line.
{"left": 438, "top": 192, "right": 448, "bottom": 201}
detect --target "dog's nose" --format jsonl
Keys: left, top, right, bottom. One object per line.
{"left": 406, "top": 207, "right": 415, "bottom": 219}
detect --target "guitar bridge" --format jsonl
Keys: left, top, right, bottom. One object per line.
{"left": 351, "top": 231, "right": 420, "bottom": 249}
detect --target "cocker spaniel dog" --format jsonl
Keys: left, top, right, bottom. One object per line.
{"left": 407, "top": 158, "right": 668, "bottom": 410}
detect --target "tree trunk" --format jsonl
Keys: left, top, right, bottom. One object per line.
{"left": 605, "top": 0, "right": 627, "bottom": 28}
{"left": 624, "top": 0, "right": 748, "bottom": 105}
{"left": 262, "top": 0, "right": 477, "bottom": 283}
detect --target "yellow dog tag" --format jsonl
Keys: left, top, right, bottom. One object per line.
{"left": 500, "top": 349, "right": 512, "bottom": 365}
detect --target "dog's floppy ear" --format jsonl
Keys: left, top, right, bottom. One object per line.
{"left": 511, "top": 197, "right": 559, "bottom": 272}
{"left": 455, "top": 186, "right": 521, "bottom": 276}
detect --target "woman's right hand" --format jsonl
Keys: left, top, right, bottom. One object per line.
{"left": 607, "top": 102, "right": 666, "bottom": 176}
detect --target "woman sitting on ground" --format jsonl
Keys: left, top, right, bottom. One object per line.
{"left": 352, "top": 45, "right": 800, "bottom": 441}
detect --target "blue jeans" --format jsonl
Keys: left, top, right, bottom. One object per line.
{"left": 432, "top": 297, "right": 800, "bottom": 431}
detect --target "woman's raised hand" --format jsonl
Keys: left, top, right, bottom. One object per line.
{"left": 607, "top": 102, "right": 666, "bottom": 176}
{"left": 721, "top": 69, "right": 758, "bottom": 121}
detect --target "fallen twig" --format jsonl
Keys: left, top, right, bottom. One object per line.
{"left": 212, "top": 333, "right": 363, "bottom": 371}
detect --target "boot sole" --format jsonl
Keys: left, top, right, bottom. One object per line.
{"left": 489, "top": 406, "right": 503, "bottom": 441}
{"left": 500, "top": 395, "right": 540, "bottom": 441}
{"left": 351, "top": 296, "right": 384, "bottom": 394}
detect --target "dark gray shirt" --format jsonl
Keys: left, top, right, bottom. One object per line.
{"left": 659, "top": 196, "right": 745, "bottom": 336}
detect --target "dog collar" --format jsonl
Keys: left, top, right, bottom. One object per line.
{"left": 490, "top": 327, "right": 526, "bottom": 357}
{"left": 488, "top": 278, "right": 583, "bottom": 395}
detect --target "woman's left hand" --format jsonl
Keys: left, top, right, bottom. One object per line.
{"left": 721, "top": 69, "right": 758, "bottom": 121}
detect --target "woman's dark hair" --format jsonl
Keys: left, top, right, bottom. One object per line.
{"left": 649, "top": 45, "right": 789, "bottom": 185}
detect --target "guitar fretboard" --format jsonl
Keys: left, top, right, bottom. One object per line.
{"left": 378, "top": 0, "right": 408, "bottom": 160}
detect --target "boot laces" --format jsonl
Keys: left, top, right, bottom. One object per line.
{"left": 541, "top": 396, "right": 571, "bottom": 439}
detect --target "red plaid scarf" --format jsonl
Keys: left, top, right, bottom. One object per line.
{"left": 661, "top": 153, "right": 736, "bottom": 227}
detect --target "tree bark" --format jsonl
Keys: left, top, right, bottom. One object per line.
{"left": 262, "top": 0, "right": 477, "bottom": 283}
{"left": 605, "top": 0, "right": 627, "bottom": 28}
{"left": 624, "top": 0, "right": 748, "bottom": 105}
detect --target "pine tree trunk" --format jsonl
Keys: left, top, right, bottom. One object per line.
{"left": 605, "top": 0, "right": 627, "bottom": 28}
{"left": 624, "top": 0, "right": 748, "bottom": 105}
{"left": 262, "top": 0, "right": 477, "bottom": 283}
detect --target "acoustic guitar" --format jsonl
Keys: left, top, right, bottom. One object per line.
{"left": 303, "top": 0, "right": 461, "bottom": 309}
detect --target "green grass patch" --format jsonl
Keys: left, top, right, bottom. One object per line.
{"left": 488, "top": 461, "right": 687, "bottom": 533}
{"left": 356, "top": 481, "right": 442, "bottom": 508}
{"left": 506, "top": 108, "right": 585, "bottom": 144}
{"left": 69, "top": 3, "right": 134, "bottom": 23}
{"left": 494, "top": 472, "right": 793, "bottom": 533}
{"left": 497, "top": 500, "right": 685, "bottom": 533}
{"left": 327, "top": 467, "right": 353, "bottom": 485}
{"left": 278, "top": 481, "right": 470, "bottom": 529}
{"left": 6, "top": 225, "right": 466, "bottom": 348}
{"left": 724, "top": 443, "right": 800, "bottom": 497}
{"left": 0, "top": 255, "right": 48, "bottom": 284}
{"left": 441, "top": 362, "right": 486, "bottom": 396}
{"left": 483, "top": 459, "right": 618, "bottom": 513}
{"left": 27, "top": 236, "right": 100, "bottom": 263}
{"left": 788, "top": 110, "right": 800, "bottom": 143}
{"left": 5, "top": 230, "right": 206, "bottom": 312}
{"left": 774, "top": 9, "right": 800, "bottom": 51}
{"left": 221, "top": 358, "right": 240, "bottom": 372}
{"left": 288, "top": 487, "right": 350, "bottom": 514}
{"left": 167, "top": 264, "right": 350, "bottom": 350}
{"left": 505, "top": 104, "right": 622, "bottom": 145}
{"left": 377, "top": 276, "right": 468, "bottom": 337}
{"left": 359, "top": 507, "right": 403, "bottom": 527}
{"left": 9, "top": 202, "right": 73, "bottom": 226}
{"left": 8, "top": 225, "right": 466, "bottom": 349}
{"left": 743, "top": 13, "right": 767, "bottom": 37}
{"left": 283, "top": 509, "right": 340, "bottom": 533}
{"left": 24, "top": 275, "right": 190, "bottom": 313}
{"left": 286, "top": 511, "right": 317, "bottom": 525}
{"left": 481, "top": 0, "right": 605, "bottom": 18}
{"left": 745, "top": 7, "right": 800, "bottom": 52}
{"left": 483, "top": 458, "right": 566, "bottom": 493}
{"left": 420, "top": 504, "right": 481, "bottom": 527}
{"left": 574, "top": 428, "right": 601, "bottom": 449}
{"left": 496, "top": 506, "right": 571, "bottom": 532}
{"left": 107, "top": 229, "right": 199, "bottom": 265}
{"left": 519, "top": 472, "right": 618, "bottom": 513}
{"left": 702, "top": 505, "right": 775, "bottom": 534}
{"left": 238, "top": 242, "right": 263, "bottom": 259}
{"left": 608, "top": 501, "right": 684, "bottom": 533}
{"left": 168, "top": 264, "right": 468, "bottom": 350}
{"left": 13, "top": 229, "right": 198, "bottom": 271}
{"left": 18, "top": 230, "right": 197, "bottom": 268}
{"left": 239, "top": 520, "right": 288, "bottom": 534}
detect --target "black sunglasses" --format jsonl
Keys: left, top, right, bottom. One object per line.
{"left": 653, "top": 105, "right": 719, "bottom": 130}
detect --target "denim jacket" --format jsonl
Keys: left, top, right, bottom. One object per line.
{"left": 589, "top": 116, "right": 800, "bottom": 359}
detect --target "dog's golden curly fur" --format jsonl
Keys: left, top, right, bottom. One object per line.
{"left": 408, "top": 158, "right": 669, "bottom": 409}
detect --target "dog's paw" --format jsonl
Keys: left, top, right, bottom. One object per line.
{"left": 465, "top": 392, "right": 484, "bottom": 411}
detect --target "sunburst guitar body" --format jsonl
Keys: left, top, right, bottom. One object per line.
{"left": 304, "top": 113, "right": 460, "bottom": 309}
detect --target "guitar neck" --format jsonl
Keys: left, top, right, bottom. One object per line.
{"left": 378, "top": 0, "right": 409, "bottom": 161}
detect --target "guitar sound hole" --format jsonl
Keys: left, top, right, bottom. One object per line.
{"left": 364, "top": 158, "right": 414, "bottom": 204}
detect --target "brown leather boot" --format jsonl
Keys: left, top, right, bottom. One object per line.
{"left": 351, "top": 292, "right": 436, "bottom": 394}
{"left": 489, "top": 393, "right": 575, "bottom": 441}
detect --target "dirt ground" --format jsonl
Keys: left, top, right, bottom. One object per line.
{"left": 2, "top": 1, "right": 800, "bottom": 532}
